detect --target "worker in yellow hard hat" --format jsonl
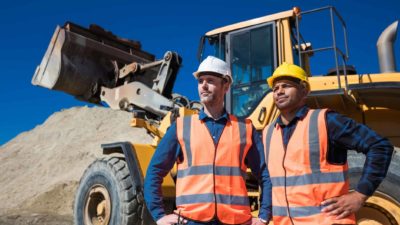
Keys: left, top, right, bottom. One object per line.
{"left": 262, "top": 62, "right": 393, "bottom": 225}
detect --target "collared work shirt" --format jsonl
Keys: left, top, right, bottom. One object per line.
{"left": 144, "top": 109, "right": 272, "bottom": 223}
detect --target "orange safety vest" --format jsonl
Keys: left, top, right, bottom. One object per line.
{"left": 175, "top": 114, "right": 253, "bottom": 224}
{"left": 263, "top": 109, "right": 356, "bottom": 225}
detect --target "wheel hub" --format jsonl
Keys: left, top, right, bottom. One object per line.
{"left": 357, "top": 192, "right": 400, "bottom": 225}
{"left": 84, "top": 184, "right": 111, "bottom": 225}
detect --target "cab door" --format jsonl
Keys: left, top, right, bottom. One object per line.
{"left": 225, "top": 22, "right": 277, "bottom": 118}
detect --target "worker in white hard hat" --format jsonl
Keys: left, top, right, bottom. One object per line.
{"left": 144, "top": 56, "right": 272, "bottom": 225}
{"left": 193, "top": 56, "right": 232, "bottom": 118}
{"left": 262, "top": 62, "right": 393, "bottom": 225}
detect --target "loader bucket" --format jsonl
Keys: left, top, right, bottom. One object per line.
{"left": 32, "top": 22, "right": 155, "bottom": 104}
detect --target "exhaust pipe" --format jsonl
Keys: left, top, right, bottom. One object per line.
{"left": 377, "top": 20, "right": 398, "bottom": 73}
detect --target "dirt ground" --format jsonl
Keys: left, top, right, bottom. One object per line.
{"left": 0, "top": 213, "right": 73, "bottom": 225}
{"left": 0, "top": 106, "right": 153, "bottom": 225}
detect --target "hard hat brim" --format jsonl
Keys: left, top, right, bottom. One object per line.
{"left": 268, "top": 75, "right": 309, "bottom": 89}
{"left": 193, "top": 71, "right": 232, "bottom": 83}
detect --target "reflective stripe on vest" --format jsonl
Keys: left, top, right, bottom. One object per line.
{"left": 176, "top": 193, "right": 250, "bottom": 206}
{"left": 263, "top": 109, "right": 356, "bottom": 225}
{"left": 176, "top": 165, "right": 247, "bottom": 179}
{"left": 176, "top": 114, "right": 252, "bottom": 224}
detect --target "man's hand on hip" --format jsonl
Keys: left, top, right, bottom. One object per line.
{"left": 321, "top": 191, "right": 368, "bottom": 219}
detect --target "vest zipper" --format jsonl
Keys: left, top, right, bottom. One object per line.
{"left": 281, "top": 129, "right": 295, "bottom": 225}
{"left": 213, "top": 140, "right": 218, "bottom": 221}
{"left": 205, "top": 120, "right": 226, "bottom": 221}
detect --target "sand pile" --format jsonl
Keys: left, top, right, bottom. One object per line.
{"left": 0, "top": 106, "right": 153, "bottom": 224}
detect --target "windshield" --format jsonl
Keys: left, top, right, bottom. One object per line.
{"left": 200, "top": 35, "right": 226, "bottom": 61}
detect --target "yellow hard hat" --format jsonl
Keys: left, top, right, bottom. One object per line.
{"left": 267, "top": 62, "right": 309, "bottom": 88}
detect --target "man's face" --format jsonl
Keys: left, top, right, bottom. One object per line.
{"left": 272, "top": 79, "right": 308, "bottom": 113}
{"left": 198, "top": 74, "right": 229, "bottom": 106}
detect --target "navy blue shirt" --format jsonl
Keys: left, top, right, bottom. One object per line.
{"left": 144, "top": 109, "right": 272, "bottom": 222}
{"left": 276, "top": 106, "right": 393, "bottom": 196}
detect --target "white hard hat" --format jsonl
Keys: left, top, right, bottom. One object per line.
{"left": 193, "top": 56, "right": 232, "bottom": 83}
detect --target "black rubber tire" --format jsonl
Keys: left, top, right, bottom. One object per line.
{"left": 348, "top": 149, "right": 400, "bottom": 203}
{"left": 73, "top": 157, "right": 155, "bottom": 225}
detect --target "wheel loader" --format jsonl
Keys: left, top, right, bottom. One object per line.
{"left": 32, "top": 6, "right": 400, "bottom": 225}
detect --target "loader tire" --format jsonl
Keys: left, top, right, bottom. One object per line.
{"left": 348, "top": 150, "right": 400, "bottom": 224}
{"left": 73, "top": 157, "right": 155, "bottom": 225}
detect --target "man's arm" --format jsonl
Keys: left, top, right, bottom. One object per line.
{"left": 327, "top": 111, "right": 393, "bottom": 195}
{"left": 143, "top": 122, "right": 181, "bottom": 222}
{"left": 246, "top": 127, "right": 272, "bottom": 223}
{"left": 321, "top": 111, "right": 393, "bottom": 218}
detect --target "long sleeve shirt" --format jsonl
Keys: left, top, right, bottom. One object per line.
{"left": 144, "top": 109, "right": 272, "bottom": 222}
{"left": 276, "top": 106, "right": 393, "bottom": 196}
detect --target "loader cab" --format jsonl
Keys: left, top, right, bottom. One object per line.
{"left": 199, "top": 6, "right": 349, "bottom": 124}
{"left": 198, "top": 8, "right": 308, "bottom": 119}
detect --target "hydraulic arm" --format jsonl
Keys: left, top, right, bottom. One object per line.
{"left": 32, "top": 22, "right": 186, "bottom": 120}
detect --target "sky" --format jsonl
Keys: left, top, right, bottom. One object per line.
{"left": 0, "top": 0, "right": 399, "bottom": 145}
